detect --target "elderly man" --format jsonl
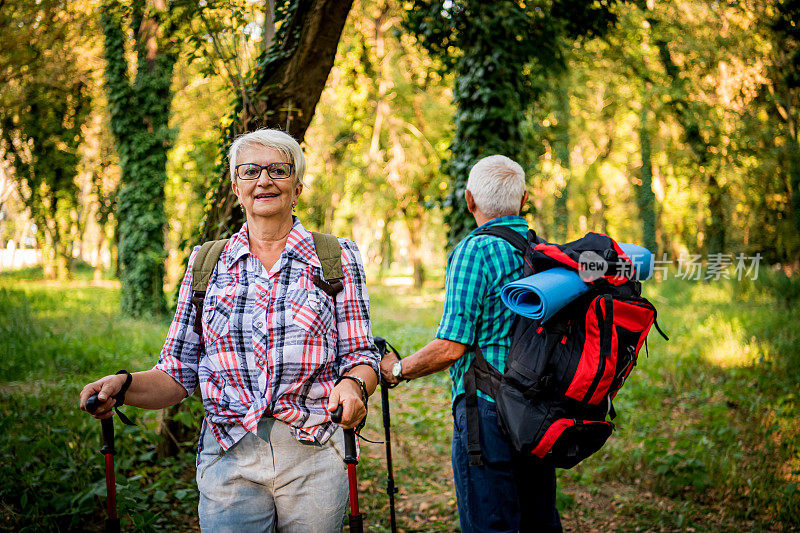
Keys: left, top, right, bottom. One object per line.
{"left": 381, "top": 155, "right": 561, "bottom": 532}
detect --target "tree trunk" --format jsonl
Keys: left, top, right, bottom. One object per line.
{"left": 166, "top": 0, "right": 354, "bottom": 460}
{"left": 705, "top": 167, "right": 725, "bottom": 255}
{"left": 553, "top": 81, "right": 571, "bottom": 242}
{"left": 379, "top": 215, "right": 393, "bottom": 280}
{"left": 789, "top": 133, "right": 800, "bottom": 243}
{"left": 199, "top": 0, "right": 354, "bottom": 241}
{"left": 102, "top": 1, "right": 175, "bottom": 316}
{"left": 406, "top": 201, "right": 425, "bottom": 289}
{"left": 636, "top": 100, "right": 658, "bottom": 253}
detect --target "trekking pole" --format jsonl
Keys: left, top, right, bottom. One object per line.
{"left": 331, "top": 404, "right": 364, "bottom": 533}
{"left": 374, "top": 336, "right": 399, "bottom": 533}
{"left": 85, "top": 393, "right": 120, "bottom": 533}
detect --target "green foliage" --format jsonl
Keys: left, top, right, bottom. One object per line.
{"left": 404, "top": 0, "right": 620, "bottom": 247}
{"left": 0, "top": 268, "right": 196, "bottom": 531}
{"left": 1, "top": 267, "right": 799, "bottom": 530}
{"left": 757, "top": 267, "right": 800, "bottom": 309}
{"left": 101, "top": 0, "right": 185, "bottom": 317}
{"left": 0, "top": 0, "right": 92, "bottom": 279}
{"left": 769, "top": 0, "right": 800, "bottom": 245}
{"left": 193, "top": 0, "right": 349, "bottom": 244}
{"left": 572, "top": 274, "right": 800, "bottom": 527}
{"left": 299, "top": 0, "right": 453, "bottom": 287}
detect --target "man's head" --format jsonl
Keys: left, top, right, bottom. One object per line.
{"left": 465, "top": 155, "right": 528, "bottom": 222}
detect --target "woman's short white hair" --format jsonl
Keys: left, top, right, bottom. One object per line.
{"left": 466, "top": 155, "right": 526, "bottom": 217}
{"left": 229, "top": 128, "right": 306, "bottom": 185}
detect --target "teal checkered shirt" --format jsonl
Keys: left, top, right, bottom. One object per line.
{"left": 436, "top": 216, "right": 529, "bottom": 404}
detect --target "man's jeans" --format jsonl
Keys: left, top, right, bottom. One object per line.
{"left": 197, "top": 418, "right": 348, "bottom": 533}
{"left": 452, "top": 395, "right": 562, "bottom": 533}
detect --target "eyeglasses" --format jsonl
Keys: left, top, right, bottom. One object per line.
{"left": 234, "top": 162, "right": 294, "bottom": 180}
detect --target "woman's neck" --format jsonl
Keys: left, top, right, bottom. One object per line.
{"left": 246, "top": 215, "right": 294, "bottom": 268}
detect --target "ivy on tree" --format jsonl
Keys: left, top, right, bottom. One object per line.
{"left": 404, "top": 0, "right": 620, "bottom": 247}
{"left": 101, "top": 0, "right": 182, "bottom": 316}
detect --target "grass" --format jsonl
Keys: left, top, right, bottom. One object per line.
{"left": 0, "top": 267, "right": 798, "bottom": 531}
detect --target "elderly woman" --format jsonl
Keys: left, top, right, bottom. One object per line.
{"left": 80, "top": 128, "right": 380, "bottom": 532}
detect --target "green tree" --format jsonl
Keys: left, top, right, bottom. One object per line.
{"left": 196, "top": 0, "right": 355, "bottom": 242}
{"left": 300, "top": 0, "right": 453, "bottom": 286}
{"left": 360, "top": 0, "right": 451, "bottom": 286}
{"left": 769, "top": 0, "right": 800, "bottom": 255}
{"left": 0, "top": 0, "right": 92, "bottom": 279}
{"left": 405, "top": 0, "right": 620, "bottom": 247}
{"left": 637, "top": 93, "right": 658, "bottom": 253}
{"left": 101, "top": 0, "right": 187, "bottom": 316}
{"left": 552, "top": 78, "right": 572, "bottom": 242}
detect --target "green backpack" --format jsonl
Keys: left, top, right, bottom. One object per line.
{"left": 189, "top": 232, "right": 344, "bottom": 337}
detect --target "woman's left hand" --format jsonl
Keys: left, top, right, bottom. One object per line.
{"left": 327, "top": 379, "right": 366, "bottom": 429}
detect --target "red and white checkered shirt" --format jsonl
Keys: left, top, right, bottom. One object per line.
{"left": 155, "top": 218, "right": 380, "bottom": 460}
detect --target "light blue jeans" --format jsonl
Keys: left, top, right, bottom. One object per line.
{"left": 196, "top": 418, "right": 349, "bottom": 533}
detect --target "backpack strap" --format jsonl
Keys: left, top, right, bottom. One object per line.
{"left": 462, "top": 224, "right": 538, "bottom": 466}
{"left": 473, "top": 225, "right": 544, "bottom": 276}
{"left": 463, "top": 347, "right": 503, "bottom": 466}
{"left": 472, "top": 225, "right": 530, "bottom": 254}
{"left": 310, "top": 231, "right": 344, "bottom": 297}
{"left": 190, "top": 239, "right": 229, "bottom": 337}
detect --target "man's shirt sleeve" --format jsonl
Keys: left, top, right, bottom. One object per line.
{"left": 154, "top": 246, "right": 202, "bottom": 395}
{"left": 435, "top": 238, "right": 489, "bottom": 346}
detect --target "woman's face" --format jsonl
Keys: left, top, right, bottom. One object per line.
{"left": 232, "top": 146, "right": 302, "bottom": 223}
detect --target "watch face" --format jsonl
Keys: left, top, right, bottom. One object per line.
{"left": 392, "top": 362, "right": 402, "bottom": 377}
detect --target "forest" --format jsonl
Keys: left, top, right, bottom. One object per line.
{"left": 0, "top": 0, "right": 798, "bottom": 531}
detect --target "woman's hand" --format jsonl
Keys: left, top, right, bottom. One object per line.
{"left": 327, "top": 379, "right": 366, "bottom": 429}
{"left": 79, "top": 374, "right": 127, "bottom": 420}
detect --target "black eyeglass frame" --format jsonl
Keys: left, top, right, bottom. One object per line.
{"left": 234, "top": 162, "right": 295, "bottom": 180}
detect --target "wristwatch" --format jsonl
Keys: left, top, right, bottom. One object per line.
{"left": 391, "top": 360, "right": 404, "bottom": 381}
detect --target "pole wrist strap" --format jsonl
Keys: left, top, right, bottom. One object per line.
{"left": 112, "top": 370, "right": 135, "bottom": 426}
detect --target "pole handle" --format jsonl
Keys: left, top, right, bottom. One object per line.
{"left": 87, "top": 393, "right": 116, "bottom": 455}
{"left": 330, "top": 405, "right": 358, "bottom": 464}
{"left": 330, "top": 404, "right": 343, "bottom": 424}
{"left": 85, "top": 392, "right": 102, "bottom": 414}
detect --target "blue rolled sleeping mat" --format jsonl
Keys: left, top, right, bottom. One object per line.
{"left": 500, "top": 243, "right": 653, "bottom": 323}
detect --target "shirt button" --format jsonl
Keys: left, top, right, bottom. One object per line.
{"left": 259, "top": 290, "right": 267, "bottom": 298}
{"left": 255, "top": 322, "right": 263, "bottom": 329}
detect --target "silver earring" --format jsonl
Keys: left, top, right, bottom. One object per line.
{"left": 292, "top": 202, "right": 296, "bottom": 213}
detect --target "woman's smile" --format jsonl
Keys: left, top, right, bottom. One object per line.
{"left": 253, "top": 192, "right": 280, "bottom": 200}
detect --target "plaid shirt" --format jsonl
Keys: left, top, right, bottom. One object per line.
{"left": 435, "top": 216, "right": 529, "bottom": 404}
{"left": 155, "top": 218, "right": 380, "bottom": 461}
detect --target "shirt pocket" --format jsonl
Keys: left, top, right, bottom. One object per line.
{"left": 288, "top": 277, "right": 335, "bottom": 338}
{"left": 201, "top": 288, "right": 236, "bottom": 344}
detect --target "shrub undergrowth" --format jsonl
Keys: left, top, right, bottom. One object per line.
{"left": 0, "top": 269, "right": 797, "bottom": 531}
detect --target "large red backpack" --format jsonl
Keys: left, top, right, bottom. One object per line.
{"left": 464, "top": 226, "right": 668, "bottom": 468}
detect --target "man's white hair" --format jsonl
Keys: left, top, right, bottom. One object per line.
{"left": 466, "top": 155, "right": 526, "bottom": 217}
{"left": 229, "top": 128, "right": 306, "bottom": 185}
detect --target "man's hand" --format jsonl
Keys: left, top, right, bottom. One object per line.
{"left": 79, "top": 374, "right": 126, "bottom": 420}
{"left": 327, "top": 379, "right": 366, "bottom": 429}
{"left": 380, "top": 350, "right": 402, "bottom": 385}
